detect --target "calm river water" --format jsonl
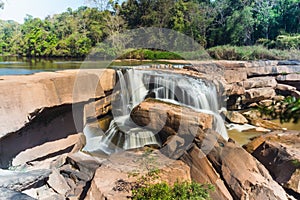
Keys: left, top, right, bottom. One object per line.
{"left": 0, "top": 56, "right": 171, "bottom": 76}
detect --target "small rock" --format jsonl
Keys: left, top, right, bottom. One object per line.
{"left": 224, "top": 111, "right": 248, "bottom": 124}
{"left": 47, "top": 168, "right": 71, "bottom": 196}
{"left": 0, "top": 188, "right": 35, "bottom": 200}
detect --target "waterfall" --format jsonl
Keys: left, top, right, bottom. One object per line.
{"left": 83, "top": 68, "right": 228, "bottom": 155}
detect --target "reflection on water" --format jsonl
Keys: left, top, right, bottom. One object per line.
{"left": 0, "top": 56, "right": 177, "bottom": 76}
{"left": 228, "top": 119, "right": 300, "bottom": 146}
{"left": 228, "top": 130, "right": 263, "bottom": 146}
{"left": 271, "top": 119, "right": 300, "bottom": 131}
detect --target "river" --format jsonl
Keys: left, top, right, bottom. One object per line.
{"left": 0, "top": 56, "right": 176, "bottom": 76}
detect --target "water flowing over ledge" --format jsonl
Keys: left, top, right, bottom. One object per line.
{"left": 83, "top": 68, "right": 228, "bottom": 154}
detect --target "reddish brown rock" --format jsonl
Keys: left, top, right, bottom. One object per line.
{"left": 195, "top": 129, "right": 292, "bottom": 200}
{"left": 181, "top": 145, "right": 233, "bottom": 200}
{"left": 244, "top": 131, "right": 300, "bottom": 196}
{"left": 224, "top": 111, "right": 248, "bottom": 124}
{"left": 0, "top": 69, "right": 115, "bottom": 138}
{"left": 86, "top": 150, "right": 191, "bottom": 200}
{"left": 130, "top": 98, "right": 214, "bottom": 141}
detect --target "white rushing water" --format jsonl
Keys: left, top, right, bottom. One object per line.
{"left": 83, "top": 68, "right": 228, "bottom": 154}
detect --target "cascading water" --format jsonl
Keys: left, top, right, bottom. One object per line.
{"left": 83, "top": 68, "right": 228, "bottom": 155}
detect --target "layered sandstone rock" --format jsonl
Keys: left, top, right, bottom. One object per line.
{"left": 130, "top": 98, "right": 214, "bottom": 142}
{"left": 0, "top": 69, "right": 115, "bottom": 138}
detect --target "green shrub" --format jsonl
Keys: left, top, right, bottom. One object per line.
{"left": 207, "top": 45, "right": 299, "bottom": 60}
{"left": 132, "top": 181, "right": 214, "bottom": 200}
{"left": 255, "top": 96, "right": 300, "bottom": 123}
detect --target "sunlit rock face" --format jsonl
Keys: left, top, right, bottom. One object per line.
{"left": 245, "top": 130, "right": 300, "bottom": 197}
{"left": 0, "top": 69, "right": 115, "bottom": 138}
{"left": 83, "top": 68, "right": 228, "bottom": 155}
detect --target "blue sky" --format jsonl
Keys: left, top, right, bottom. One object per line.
{"left": 0, "top": 0, "right": 87, "bottom": 23}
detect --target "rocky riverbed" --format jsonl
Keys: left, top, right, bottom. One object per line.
{"left": 0, "top": 60, "right": 299, "bottom": 199}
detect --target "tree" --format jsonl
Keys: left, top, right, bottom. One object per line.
{"left": 226, "top": 6, "right": 255, "bottom": 45}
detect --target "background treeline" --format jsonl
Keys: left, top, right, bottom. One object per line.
{"left": 0, "top": 0, "right": 299, "bottom": 59}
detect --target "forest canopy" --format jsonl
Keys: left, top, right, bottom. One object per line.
{"left": 0, "top": 0, "right": 299, "bottom": 58}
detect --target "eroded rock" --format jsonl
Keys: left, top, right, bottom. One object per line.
{"left": 244, "top": 131, "right": 300, "bottom": 197}
{"left": 0, "top": 69, "right": 115, "bottom": 138}
{"left": 130, "top": 98, "right": 214, "bottom": 142}
{"left": 195, "top": 129, "right": 293, "bottom": 200}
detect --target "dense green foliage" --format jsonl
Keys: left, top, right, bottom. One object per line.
{"left": 132, "top": 181, "right": 214, "bottom": 200}
{"left": 256, "top": 96, "right": 300, "bottom": 123}
{"left": 0, "top": 0, "right": 299, "bottom": 58}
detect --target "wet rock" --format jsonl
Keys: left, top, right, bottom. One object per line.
{"left": 181, "top": 144, "right": 233, "bottom": 200}
{"left": 224, "top": 111, "right": 248, "bottom": 124}
{"left": 0, "top": 169, "right": 51, "bottom": 191}
{"left": 244, "top": 131, "right": 300, "bottom": 196}
{"left": 12, "top": 133, "right": 86, "bottom": 167}
{"left": 0, "top": 188, "right": 36, "bottom": 200}
{"left": 196, "top": 129, "right": 293, "bottom": 200}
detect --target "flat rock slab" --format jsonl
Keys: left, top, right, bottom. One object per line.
{"left": 0, "top": 69, "right": 115, "bottom": 138}
{"left": 12, "top": 133, "right": 85, "bottom": 167}
{"left": 0, "top": 169, "right": 51, "bottom": 191}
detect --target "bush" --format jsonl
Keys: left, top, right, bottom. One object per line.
{"left": 207, "top": 45, "right": 299, "bottom": 60}
{"left": 132, "top": 181, "right": 214, "bottom": 200}
{"left": 255, "top": 96, "right": 300, "bottom": 123}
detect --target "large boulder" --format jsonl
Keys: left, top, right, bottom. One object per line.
{"left": 130, "top": 98, "right": 214, "bottom": 142}
{"left": 86, "top": 150, "right": 191, "bottom": 200}
{"left": 244, "top": 131, "right": 300, "bottom": 197}
{"left": 0, "top": 69, "right": 115, "bottom": 138}
{"left": 181, "top": 144, "right": 233, "bottom": 200}
{"left": 196, "top": 129, "right": 293, "bottom": 200}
